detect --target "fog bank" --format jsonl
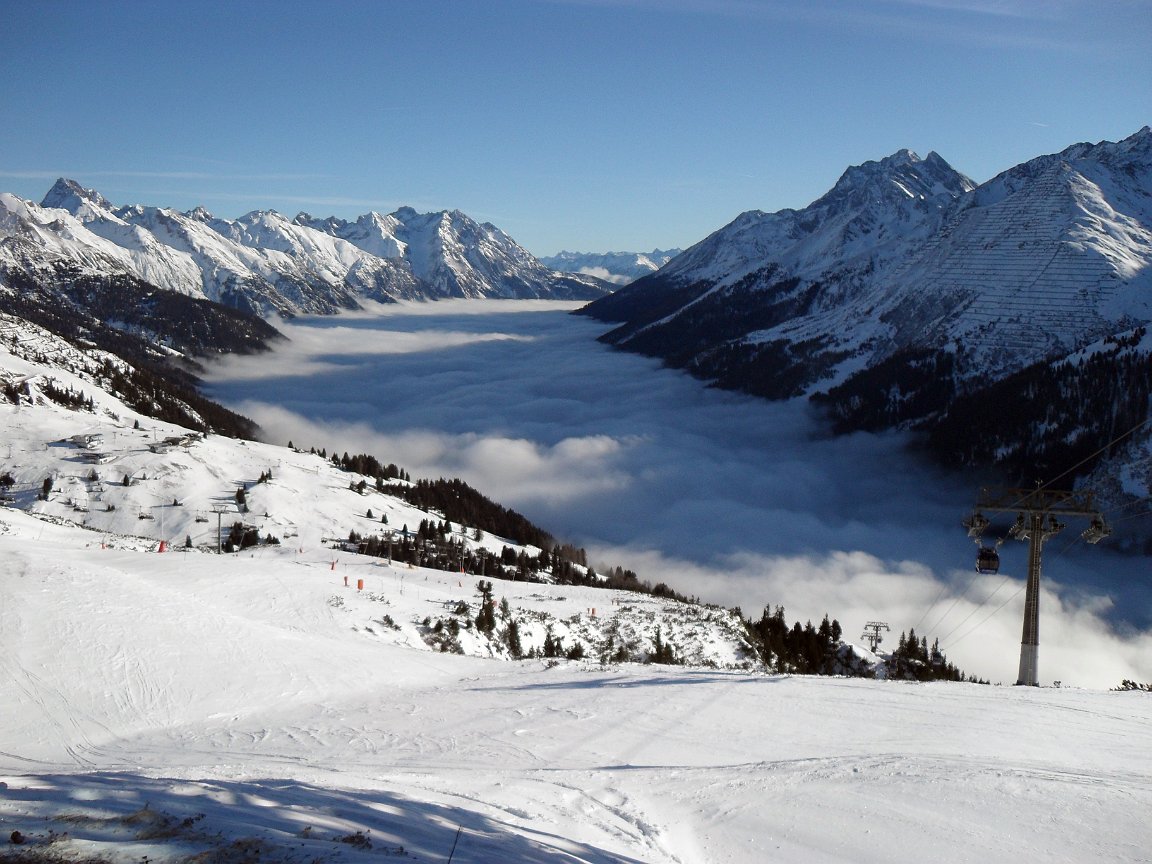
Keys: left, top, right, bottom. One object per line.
{"left": 205, "top": 300, "right": 1152, "bottom": 687}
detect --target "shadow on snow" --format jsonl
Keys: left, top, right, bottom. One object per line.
{"left": 0, "top": 771, "right": 648, "bottom": 863}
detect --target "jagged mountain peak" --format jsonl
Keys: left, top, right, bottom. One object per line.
{"left": 823, "top": 148, "right": 974, "bottom": 207}
{"left": 296, "top": 210, "right": 406, "bottom": 261}
{"left": 40, "top": 177, "right": 112, "bottom": 213}
{"left": 1060, "top": 125, "right": 1152, "bottom": 162}
{"left": 640, "top": 146, "right": 974, "bottom": 295}
{"left": 235, "top": 209, "right": 290, "bottom": 227}
{"left": 1080, "top": 126, "right": 1152, "bottom": 180}
{"left": 922, "top": 150, "right": 956, "bottom": 172}
{"left": 398, "top": 207, "right": 465, "bottom": 229}
{"left": 1121, "top": 124, "right": 1152, "bottom": 152}
{"left": 975, "top": 124, "right": 1152, "bottom": 211}
{"left": 356, "top": 210, "right": 403, "bottom": 234}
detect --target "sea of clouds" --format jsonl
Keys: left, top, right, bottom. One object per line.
{"left": 205, "top": 300, "right": 1152, "bottom": 687}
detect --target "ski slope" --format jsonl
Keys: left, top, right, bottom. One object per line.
{"left": 1, "top": 507, "right": 1150, "bottom": 863}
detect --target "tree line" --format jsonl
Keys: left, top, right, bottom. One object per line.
{"left": 746, "top": 606, "right": 981, "bottom": 682}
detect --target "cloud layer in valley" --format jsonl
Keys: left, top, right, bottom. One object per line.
{"left": 205, "top": 300, "right": 1152, "bottom": 687}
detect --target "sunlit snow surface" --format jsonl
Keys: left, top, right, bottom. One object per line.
{"left": 205, "top": 300, "right": 1152, "bottom": 689}
{"left": 1, "top": 511, "right": 1150, "bottom": 863}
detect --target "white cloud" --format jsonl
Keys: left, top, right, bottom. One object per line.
{"left": 205, "top": 301, "right": 1152, "bottom": 687}
{"left": 581, "top": 543, "right": 1152, "bottom": 687}
{"left": 577, "top": 266, "right": 630, "bottom": 285}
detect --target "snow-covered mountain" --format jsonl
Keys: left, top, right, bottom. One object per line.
{"left": 581, "top": 128, "right": 1152, "bottom": 483}
{"left": 581, "top": 147, "right": 979, "bottom": 363}
{"left": 540, "top": 247, "right": 682, "bottom": 285}
{"left": 0, "top": 180, "right": 611, "bottom": 319}
{"left": 297, "top": 208, "right": 606, "bottom": 300}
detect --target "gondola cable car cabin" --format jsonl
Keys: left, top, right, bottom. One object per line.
{"left": 975, "top": 545, "right": 1000, "bottom": 574}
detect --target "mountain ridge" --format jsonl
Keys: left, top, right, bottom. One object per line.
{"left": 540, "top": 247, "right": 683, "bottom": 285}
{"left": 0, "top": 180, "right": 612, "bottom": 319}
{"left": 578, "top": 128, "right": 1152, "bottom": 488}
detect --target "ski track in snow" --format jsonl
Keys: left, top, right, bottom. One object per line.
{"left": 1, "top": 521, "right": 1151, "bottom": 862}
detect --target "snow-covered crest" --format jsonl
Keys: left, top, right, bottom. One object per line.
{"left": 0, "top": 181, "right": 612, "bottom": 318}
{"left": 583, "top": 127, "right": 1152, "bottom": 412}
{"left": 540, "top": 248, "right": 683, "bottom": 284}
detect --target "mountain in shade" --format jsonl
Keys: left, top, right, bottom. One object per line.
{"left": 580, "top": 129, "right": 1152, "bottom": 488}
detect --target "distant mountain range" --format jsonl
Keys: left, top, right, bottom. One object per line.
{"left": 4, "top": 128, "right": 1151, "bottom": 504}
{"left": 0, "top": 180, "right": 612, "bottom": 319}
{"left": 540, "top": 248, "right": 682, "bottom": 285}
{"left": 581, "top": 128, "right": 1152, "bottom": 490}
{"left": 0, "top": 181, "right": 613, "bottom": 447}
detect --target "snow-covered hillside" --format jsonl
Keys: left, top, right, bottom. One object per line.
{"left": 2, "top": 495, "right": 1150, "bottom": 863}
{"left": 0, "top": 313, "right": 752, "bottom": 668}
{"left": 540, "top": 248, "right": 682, "bottom": 285}
{"left": 1, "top": 299, "right": 1150, "bottom": 863}
{"left": 0, "top": 180, "right": 610, "bottom": 319}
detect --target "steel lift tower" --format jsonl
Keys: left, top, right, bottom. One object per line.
{"left": 966, "top": 487, "right": 1110, "bottom": 686}
{"left": 861, "top": 621, "right": 890, "bottom": 653}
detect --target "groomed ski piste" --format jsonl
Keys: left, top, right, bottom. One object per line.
{"left": 1, "top": 321, "right": 1150, "bottom": 863}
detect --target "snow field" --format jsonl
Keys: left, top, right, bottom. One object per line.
{"left": 2, "top": 505, "right": 1151, "bottom": 862}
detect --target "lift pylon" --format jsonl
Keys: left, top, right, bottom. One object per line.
{"left": 861, "top": 621, "right": 890, "bottom": 653}
{"left": 967, "top": 486, "right": 1109, "bottom": 686}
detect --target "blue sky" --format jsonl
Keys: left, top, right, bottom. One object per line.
{"left": 2, "top": 0, "right": 1149, "bottom": 255}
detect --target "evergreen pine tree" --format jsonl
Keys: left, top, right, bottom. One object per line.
{"left": 651, "top": 627, "right": 677, "bottom": 664}
{"left": 475, "top": 580, "right": 496, "bottom": 633}
{"left": 505, "top": 620, "right": 523, "bottom": 658}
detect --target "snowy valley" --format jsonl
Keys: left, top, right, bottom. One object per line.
{"left": 1, "top": 303, "right": 1150, "bottom": 862}
{"left": 2, "top": 321, "right": 1151, "bottom": 863}
{"left": 0, "top": 315, "right": 757, "bottom": 670}
{"left": 1, "top": 130, "right": 1151, "bottom": 862}
{"left": 5, "top": 1, "right": 1152, "bottom": 859}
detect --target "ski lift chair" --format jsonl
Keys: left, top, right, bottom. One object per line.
{"left": 975, "top": 545, "right": 1000, "bottom": 575}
